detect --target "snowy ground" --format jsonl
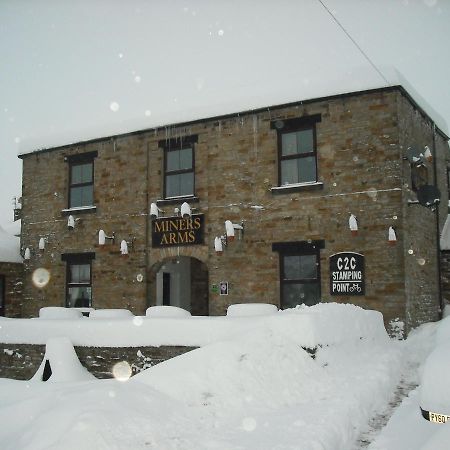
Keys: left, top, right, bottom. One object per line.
{"left": 0, "top": 304, "right": 446, "bottom": 450}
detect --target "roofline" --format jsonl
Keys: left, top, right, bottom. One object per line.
{"left": 18, "top": 85, "right": 449, "bottom": 158}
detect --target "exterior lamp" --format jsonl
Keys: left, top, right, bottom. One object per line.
{"left": 67, "top": 215, "right": 75, "bottom": 229}
{"left": 98, "top": 230, "right": 115, "bottom": 246}
{"left": 225, "top": 220, "right": 235, "bottom": 242}
{"left": 180, "top": 202, "right": 191, "bottom": 218}
{"left": 388, "top": 226, "right": 397, "bottom": 246}
{"left": 150, "top": 203, "right": 160, "bottom": 219}
{"left": 214, "top": 236, "right": 224, "bottom": 255}
{"left": 38, "top": 237, "right": 46, "bottom": 251}
{"left": 423, "top": 146, "right": 432, "bottom": 163}
{"left": 349, "top": 214, "right": 358, "bottom": 236}
{"left": 120, "top": 240, "right": 129, "bottom": 256}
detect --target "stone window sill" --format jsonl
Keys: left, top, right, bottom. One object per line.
{"left": 156, "top": 196, "right": 199, "bottom": 206}
{"left": 271, "top": 182, "right": 324, "bottom": 195}
{"left": 61, "top": 205, "right": 97, "bottom": 216}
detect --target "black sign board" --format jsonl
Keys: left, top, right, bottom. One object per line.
{"left": 330, "top": 252, "right": 365, "bottom": 296}
{"left": 152, "top": 214, "right": 204, "bottom": 248}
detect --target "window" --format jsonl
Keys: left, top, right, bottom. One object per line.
{"left": 67, "top": 152, "right": 97, "bottom": 208}
{"left": 273, "top": 241, "right": 323, "bottom": 309}
{"left": 62, "top": 253, "right": 95, "bottom": 308}
{"left": 161, "top": 136, "right": 197, "bottom": 199}
{"left": 411, "top": 163, "right": 428, "bottom": 193}
{"left": 272, "top": 115, "right": 321, "bottom": 187}
{"left": 0, "top": 275, "right": 4, "bottom": 316}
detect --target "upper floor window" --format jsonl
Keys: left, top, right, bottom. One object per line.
{"left": 161, "top": 136, "right": 197, "bottom": 199}
{"left": 272, "top": 115, "right": 321, "bottom": 187}
{"left": 67, "top": 151, "right": 97, "bottom": 208}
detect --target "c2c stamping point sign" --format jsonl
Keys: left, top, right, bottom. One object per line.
{"left": 330, "top": 252, "right": 365, "bottom": 296}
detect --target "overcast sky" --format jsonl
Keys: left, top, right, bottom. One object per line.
{"left": 1, "top": 0, "right": 449, "bottom": 231}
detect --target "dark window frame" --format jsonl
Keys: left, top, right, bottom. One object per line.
{"left": 160, "top": 136, "right": 197, "bottom": 199}
{"left": 411, "top": 163, "right": 428, "bottom": 193}
{"left": 271, "top": 115, "right": 321, "bottom": 188}
{"left": 273, "top": 241, "right": 323, "bottom": 309}
{"left": 66, "top": 152, "right": 97, "bottom": 209}
{"left": 0, "top": 275, "right": 5, "bottom": 316}
{"left": 62, "top": 253, "right": 95, "bottom": 308}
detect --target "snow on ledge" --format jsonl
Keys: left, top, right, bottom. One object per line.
{"left": 0, "top": 303, "right": 388, "bottom": 348}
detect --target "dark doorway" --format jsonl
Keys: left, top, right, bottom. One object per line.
{"left": 162, "top": 272, "right": 171, "bottom": 306}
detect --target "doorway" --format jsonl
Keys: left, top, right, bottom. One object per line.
{"left": 150, "top": 256, "right": 209, "bottom": 315}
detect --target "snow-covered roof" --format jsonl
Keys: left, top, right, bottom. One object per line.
{"left": 0, "top": 225, "right": 22, "bottom": 264}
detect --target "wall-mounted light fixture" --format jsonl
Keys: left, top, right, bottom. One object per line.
{"left": 150, "top": 201, "right": 194, "bottom": 219}
{"left": 21, "top": 247, "right": 32, "bottom": 260}
{"left": 388, "top": 226, "right": 397, "bottom": 246}
{"left": 98, "top": 229, "right": 115, "bottom": 246}
{"left": 38, "top": 237, "right": 46, "bottom": 251}
{"left": 349, "top": 214, "right": 358, "bottom": 236}
{"left": 120, "top": 236, "right": 135, "bottom": 256}
{"left": 150, "top": 203, "right": 164, "bottom": 219}
{"left": 214, "top": 220, "right": 245, "bottom": 255}
{"left": 67, "top": 215, "right": 81, "bottom": 230}
{"left": 180, "top": 202, "right": 191, "bottom": 218}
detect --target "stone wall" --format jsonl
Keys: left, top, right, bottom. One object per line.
{"left": 19, "top": 86, "right": 450, "bottom": 332}
{"left": 0, "top": 261, "right": 23, "bottom": 317}
{"left": 0, "top": 344, "right": 197, "bottom": 380}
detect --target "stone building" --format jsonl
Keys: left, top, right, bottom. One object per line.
{"left": 0, "top": 226, "right": 23, "bottom": 317}
{"left": 17, "top": 85, "right": 450, "bottom": 333}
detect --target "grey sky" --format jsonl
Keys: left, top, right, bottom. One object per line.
{"left": 1, "top": 0, "right": 449, "bottom": 230}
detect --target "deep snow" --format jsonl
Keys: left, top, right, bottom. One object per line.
{"left": 0, "top": 303, "right": 444, "bottom": 449}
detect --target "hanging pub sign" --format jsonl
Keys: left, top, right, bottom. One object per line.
{"left": 152, "top": 214, "right": 205, "bottom": 248}
{"left": 330, "top": 252, "right": 365, "bottom": 296}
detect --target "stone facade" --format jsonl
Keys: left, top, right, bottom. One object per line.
{"left": 17, "top": 86, "right": 450, "bottom": 334}
{"left": 0, "top": 261, "right": 23, "bottom": 317}
{"left": 0, "top": 344, "right": 197, "bottom": 380}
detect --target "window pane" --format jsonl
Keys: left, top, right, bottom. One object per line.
{"left": 281, "top": 132, "right": 298, "bottom": 156}
{"left": 70, "top": 186, "right": 93, "bottom": 208}
{"left": 297, "top": 129, "right": 314, "bottom": 154}
{"left": 70, "top": 186, "right": 83, "bottom": 208}
{"left": 71, "top": 163, "right": 92, "bottom": 184}
{"left": 70, "top": 264, "right": 90, "bottom": 283}
{"left": 81, "top": 185, "right": 93, "bottom": 206}
{"left": 281, "top": 159, "right": 299, "bottom": 185}
{"left": 179, "top": 148, "right": 193, "bottom": 170}
{"left": 166, "top": 173, "right": 194, "bottom": 197}
{"left": 284, "top": 255, "right": 317, "bottom": 280}
{"left": 298, "top": 156, "right": 316, "bottom": 183}
{"left": 67, "top": 287, "right": 92, "bottom": 308}
{"left": 282, "top": 283, "right": 320, "bottom": 309}
{"left": 167, "top": 148, "right": 193, "bottom": 172}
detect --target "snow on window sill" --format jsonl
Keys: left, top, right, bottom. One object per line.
{"left": 157, "top": 196, "right": 199, "bottom": 206}
{"left": 61, "top": 205, "right": 97, "bottom": 216}
{"left": 271, "top": 182, "right": 323, "bottom": 194}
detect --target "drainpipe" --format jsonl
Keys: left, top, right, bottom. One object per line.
{"left": 145, "top": 141, "right": 150, "bottom": 311}
{"left": 432, "top": 123, "right": 444, "bottom": 318}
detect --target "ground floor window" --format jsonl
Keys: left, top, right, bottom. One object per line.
{"left": 62, "top": 253, "right": 95, "bottom": 308}
{"left": 0, "top": 275, "right": 4, "bottom": 316}
{"left": 273, "top": 241, "right": 323, "bottom": 309}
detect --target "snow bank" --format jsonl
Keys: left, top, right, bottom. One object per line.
{"left": 226, "top": 303, "right": 278, "bottom": 317}
{"left": 0, "top": 303, "right": 387, "bottom": 347}
{"left": 146, "top": 305, "right": 191, "bottom": 318}
{"left": 31, "top": 337, "right": 94, "bottom": 382}
{"left": 39, "top": 307, "right": 83, "bottom": 320}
